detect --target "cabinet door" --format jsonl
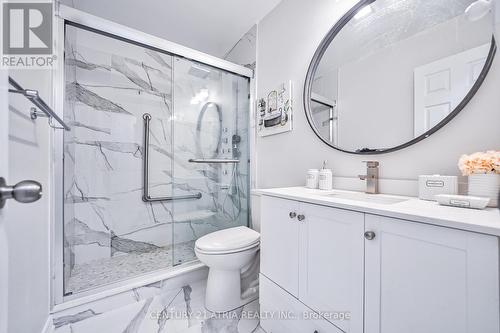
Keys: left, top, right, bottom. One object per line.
{"left": 365, "top": 214, "right": 500, "bottom": 333}
{"left": 261, "top": 196, "right": 300, "bottom": 296}
{"left": 260, "top": 274, "right": 343, "bottom": 333}
{"left": 298, "top": 203, "right": 364, "bottom": 333}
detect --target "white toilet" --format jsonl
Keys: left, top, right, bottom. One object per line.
{"left": 195, "top": 226, "right": 260, "bottom": 313}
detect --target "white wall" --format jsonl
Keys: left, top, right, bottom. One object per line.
{"left": 255, "top": 0, "right": 500, "bottom": 195}
{"left": 6, "top": 69, "right": 52, "bottom": 333}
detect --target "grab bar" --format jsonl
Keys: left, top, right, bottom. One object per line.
{"left": 142, "top": 113, "right": 202, "bottom": 202}
{"left": 188, "top": 158, "right": 240, "bottom": 164}
{"left": 8, "top": 76, "right": 71, "bottom": 131}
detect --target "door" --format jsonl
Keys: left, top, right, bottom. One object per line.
{"left": 311, "top": 93, "right": 338, "bottom": 145}
{"left": 298, "top": 202, "right": 364, "bottom": 333}
{"left": 171, "top": 56, "right": 250, "bottom": 266}
{"left": 0, "top": 66, "right": 8, "bottom": 333}
{"left": 0, "top": 70, "right": 51, "bottom": 333}
{"left": 414, "top": 43, "right": 490, "bottom": 136}
{"left": 364, "top": 214, "right": 500, "bottom": 333}
{"left": 260, "top": 196, "right": 300, "bottom": 296}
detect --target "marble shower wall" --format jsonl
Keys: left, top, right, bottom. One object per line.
{"left": 224, "top": 24, "right": 257, "bottom": 70}
{"left": 63, "top": 25, "right": 250, "bottom": 295}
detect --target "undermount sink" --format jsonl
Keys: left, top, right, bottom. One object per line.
{"left": 322, "top": 191, "right": 409, "bottom": 205}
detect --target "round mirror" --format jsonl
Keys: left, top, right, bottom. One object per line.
{"left": 196, "top": 102, "right": 222, "bottom": 158}
{"left": 304, "top": 0, "right": 497, "bottom": 154}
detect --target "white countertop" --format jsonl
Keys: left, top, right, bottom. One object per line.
{"left": 253, "top": 187, "right": 500, "bottom": 237}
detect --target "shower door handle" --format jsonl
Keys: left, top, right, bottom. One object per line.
{"left": 142, "top": 113, "right": 202, "bottom": 202}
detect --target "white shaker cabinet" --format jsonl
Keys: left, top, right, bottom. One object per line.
{"left": 261, "top": 196, "right": 300, "bottom": 296}
{"left": 259, "top": 193, "right": 500, "bottom": 333}
{"left": 364, "top": 214, "right": 500, "bottom": 333}
{"left": 261, "top": 196, "right": 365, "bottom": 332}
{"left": 298, "top": 202, "right": 364, "bottom": 333}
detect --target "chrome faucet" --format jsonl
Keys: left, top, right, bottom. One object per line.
{"left": 358, "top": 161, "right": 379, "bottom": 194}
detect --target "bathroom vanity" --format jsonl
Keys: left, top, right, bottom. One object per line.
{"left": 256, "top": 187, "right": 500, "bottom": 333}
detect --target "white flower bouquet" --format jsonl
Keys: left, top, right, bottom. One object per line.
{"left": 458, "top": 150, "right": 500, "bottom": 176}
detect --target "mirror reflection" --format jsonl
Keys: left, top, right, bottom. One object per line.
{"left": 308, "top": 0, "right": 497, "bottom": 153}
{"left": 196, "top": 102, "right": 222, "bottom": 158}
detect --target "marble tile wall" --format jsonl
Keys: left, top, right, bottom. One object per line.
{"left": 63, "top": 25, "right": 250, "bottom": 295}
{"left": 224, "top": 25, "right": 257, "bottom": 70}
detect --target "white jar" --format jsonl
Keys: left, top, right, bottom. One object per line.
{"left": 319, "top": 169, "right": 333, "bottom": 190}
{"left": 468, "top": 173, "right": 500, "bottom": 207}
{"left": 306, "top": 169, "right": 319, "bottom": 189}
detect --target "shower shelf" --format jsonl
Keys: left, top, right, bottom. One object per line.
{"left": 8, "top": 76, "right": 70, "bottom": 131}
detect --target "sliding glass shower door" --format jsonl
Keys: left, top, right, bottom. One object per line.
{"left": 171, "top": 58, "right": 250, "bottom": 265}
{"left": 62, "top": 24, "right": 249, "bottom": 296}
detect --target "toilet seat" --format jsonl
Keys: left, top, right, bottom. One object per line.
{"left": 195, "top": 241, "right": 260, "bottom": 255}
{"left": 195, "top": 226, "right": 260, "bottom": 255}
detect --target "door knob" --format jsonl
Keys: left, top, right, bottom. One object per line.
{"left": 364, "top": 231, "right": 376, "bottom": 240}
{"left": 289, "top": 212, "right": 297, "bottom": 219}
{"left": 297, "top": 214, "right": 305, "bottom": 221}
{"left": 0, "top": 177, "right": 42, "bottom": 209}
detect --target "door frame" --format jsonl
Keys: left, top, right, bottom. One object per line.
{"left": 0, "top": 68, "right": 9, "bottom": 333}
{"left": 51, "top": 5, "right": 254, "bottom": 308}
{"left": 0, "top": 2, "right": 8, "bottom": 329}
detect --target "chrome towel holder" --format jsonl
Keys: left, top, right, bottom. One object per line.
{"left": 8, "top": 76, "right": 70, "bottom": 131}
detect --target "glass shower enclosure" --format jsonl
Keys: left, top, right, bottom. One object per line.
{"left": 62, "top": 23, "right": 250, "bottom": 296}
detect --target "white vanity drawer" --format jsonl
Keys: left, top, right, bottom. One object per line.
{"left": 260, "top": 274, "right": 343, "bottom": 333}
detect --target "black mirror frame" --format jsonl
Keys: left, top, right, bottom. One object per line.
{"left": 303, "top": 0, "right": 497, "bottom": 155}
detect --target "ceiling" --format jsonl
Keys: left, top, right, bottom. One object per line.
{"left": 60, "top": 0, "right": 282, "bottom": 58}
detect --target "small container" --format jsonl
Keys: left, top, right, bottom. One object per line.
{"left": 435, "top": 194, "right": 490, "bottom": 210}
{"left": 306, "top": 169, "right": 319, "bottom": 189}
{"left": 468, "top": 173, "right": 500, "bottom": 208}
{"left": 418, "top": 175, "right": 458, "bottom": 201}
{"left": 319, "top": 169, "right": 333, "bottom": 190}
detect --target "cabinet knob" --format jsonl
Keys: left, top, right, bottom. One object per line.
{"left": 297, "top": 214, "right": 305, "bottom": 221}
{"left": 364, "top": 231, "right": 376, "bottom": 240}
{"left": 289, "top": 212, "right": 297, "bottom": 219}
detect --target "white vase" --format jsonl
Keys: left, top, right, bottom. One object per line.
{"left": 468, "top": 173, "right": 500, "bottom": 208}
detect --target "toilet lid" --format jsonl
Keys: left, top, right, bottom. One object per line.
{"left": 195, "top": 226, "right": 260, "bottom": 253}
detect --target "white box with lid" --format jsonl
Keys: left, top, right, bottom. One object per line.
{"left": 418, "top": 175, "right": 458, "bottom": 201}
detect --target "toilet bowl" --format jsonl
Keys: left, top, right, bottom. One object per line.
{"left": 195, "top": 226, "right": 260, "bottom": 313}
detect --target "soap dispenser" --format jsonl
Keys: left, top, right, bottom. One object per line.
{"left": 318, "top": 160, "right": 333, "bottom": 190}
